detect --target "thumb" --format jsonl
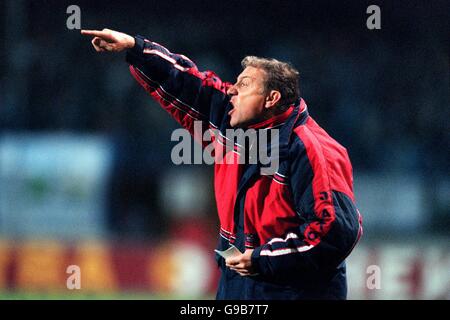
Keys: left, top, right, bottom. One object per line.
{"left": 225, "top": 256, "right": 239, "bottom": 266}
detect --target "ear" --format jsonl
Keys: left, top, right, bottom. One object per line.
{"left": 264, "top": 90, "right": 281, "bottom": 109}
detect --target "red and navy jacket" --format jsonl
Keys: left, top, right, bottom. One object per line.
{"left": 126, "top": 35, "right": 363, "bottom": 299}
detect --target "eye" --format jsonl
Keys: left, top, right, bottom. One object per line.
{"left": 238, "top": 81, "right": 249, "bottom": 88}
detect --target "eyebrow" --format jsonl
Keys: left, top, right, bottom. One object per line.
{"left": 236, "top": 75, "right": 254, "bottom": 82}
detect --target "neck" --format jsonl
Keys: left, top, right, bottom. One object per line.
{"left": 263, "top": 105, "right": 286, "bottom": 120}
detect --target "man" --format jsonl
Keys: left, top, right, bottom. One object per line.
{"left": 81, "top": 28, "right": 363, "bottom": 299}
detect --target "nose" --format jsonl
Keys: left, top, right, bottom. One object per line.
{"left": 227, "top": 84, "right": 237, "bottom": 96}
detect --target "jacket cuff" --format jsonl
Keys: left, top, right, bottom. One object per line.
{"left": 126, "top": 35, "right": 146, "bottom": 64}
{"left": 251, "top": 246, "right": 264, "bottom": 275}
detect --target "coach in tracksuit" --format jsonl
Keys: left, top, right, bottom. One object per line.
{"left": 82, "top": 28, "right": 363, "bottom": 300}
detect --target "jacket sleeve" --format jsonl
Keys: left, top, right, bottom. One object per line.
{"left": 251, "top": 133, "right": 363, "bottom": 281}
{"left": 125, "top": 35, "right": 231, "bottom": 140}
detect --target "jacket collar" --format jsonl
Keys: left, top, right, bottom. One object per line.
{"left": 248, "top": 105, "right": 295, "bottom": 130}
{"left": 280, "top": 98, "right": 308, "bottom": 145}
{"left": 266, "top": 98, "right": 309, "bottom": 160}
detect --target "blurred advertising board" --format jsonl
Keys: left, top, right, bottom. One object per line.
{"left": 0, "top": 133, "right": 112, "bottom": 239}
{"left": 0, "top": 239, "right": 447, "bottom": 299}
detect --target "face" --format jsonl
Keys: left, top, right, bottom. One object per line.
{"left": 227, "top": 66, "right": 268, "bottom": 128}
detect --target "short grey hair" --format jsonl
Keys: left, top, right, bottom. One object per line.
{"left": 241, "top": 56, "right": 300, "bottom": 110}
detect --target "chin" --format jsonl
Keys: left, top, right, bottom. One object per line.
{"left": 229, "top": 117, "right": 238, "bottom": 128}
{"left": 230, "top": 120, "right": 245, "bottom": 128}
{"left": 229, "top": 116, "right": 248, "bottom": 129}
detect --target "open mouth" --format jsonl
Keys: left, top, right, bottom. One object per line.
{"left": 228, "top": 102, "right": 236, "bottom": 116}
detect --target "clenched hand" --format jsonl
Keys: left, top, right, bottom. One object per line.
{"left": 225, "top": 249, "right": 257, "bottom": 276}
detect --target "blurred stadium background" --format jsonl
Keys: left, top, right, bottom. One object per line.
{"left": 0, "top": 0, "right": 448, "bottom": 299}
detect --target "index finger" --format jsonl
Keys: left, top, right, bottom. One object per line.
{"left": 80, "top": 30, "right": 106, "bottom": 37}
